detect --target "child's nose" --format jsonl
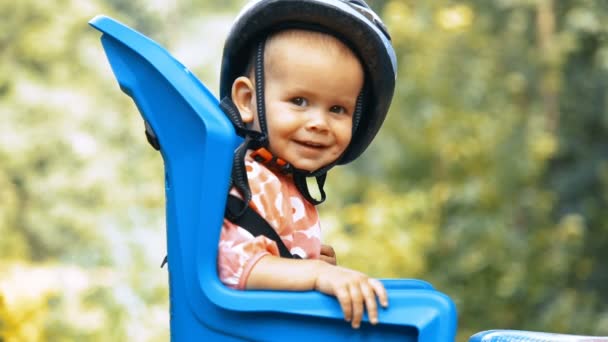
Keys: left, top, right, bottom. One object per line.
{"left": 305, "top": 109, "right": 329, "bottom": 132}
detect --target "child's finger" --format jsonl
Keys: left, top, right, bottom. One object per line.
{"left": 335, "top": 286, "right": 352, "bottom": 322}
{"left": 319, "top": 254, "right": 336, "bottom": 265}
{"left": 320, "top": 244, "right": 336, "bottom": 257}
{"left": 368, "top": 278, "right": 388, "bottom": 308}
{"left": 361, "top": 281, "right": 378, "bottom": 325}
{"left": 320, "top": 245, "right": 337, "bottom": 265}
{"left": 349, "top": 284, "right": 364, "bottom": 329}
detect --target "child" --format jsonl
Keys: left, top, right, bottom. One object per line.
{"left": 217, "top": 0, "right": 397, "bottom": 330}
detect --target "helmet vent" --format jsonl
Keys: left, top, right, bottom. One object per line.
{"left": 343, "top": 0, "right": 392, "bottom": 41}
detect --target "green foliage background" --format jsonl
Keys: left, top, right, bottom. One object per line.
{"left": 1, "top": 0, "right": 606, "bottom": 341}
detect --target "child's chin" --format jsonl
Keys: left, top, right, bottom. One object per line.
{"left": 292, "top": 159, "right": 338, "bottom": 173}
{"left": 291, "top": 162, "right": 317, "bottom": 173}
{"left": 296, "top": 166, "right": 315, "bottom": 173}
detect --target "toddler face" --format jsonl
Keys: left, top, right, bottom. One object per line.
{"left": 260, "top": 31, "right": 364, "bottom": 172}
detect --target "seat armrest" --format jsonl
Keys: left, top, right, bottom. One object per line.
{"left": 202, "top": 276, "right": 456, "bottom": 341}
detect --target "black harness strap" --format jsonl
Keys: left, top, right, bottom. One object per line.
{"left": 225, "top": 195, "right": 301, "bottom": 259}
{"left": 160, "top": 194, "right": 300, "bottom": 268}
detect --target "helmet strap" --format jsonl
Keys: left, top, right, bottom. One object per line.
{"left": 254, "top": 40, "right": 268, "bottom": 135}
{"left": 219, "top": 97, "right": 268, "bottom": 218}
{"left": 220, "top": 97, "right": 267, "bottom": 143}
{"left": 352, "top": 86, "right": 366, "bottom": 134}
{"left": 227, "top": 136, "right": 254, "bottom": 219}
{"left": 293, "top": 172, "right": 327, "bottom": 205}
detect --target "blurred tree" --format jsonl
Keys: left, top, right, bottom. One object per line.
{"left": 547, "top": 0, "right": 608, "bottom": 326}
{"left": 0, "top": 0, "right": 190, "bottom": 340}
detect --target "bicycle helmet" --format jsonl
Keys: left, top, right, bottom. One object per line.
{"left": 219, "top": 0, "right": 397, "bottom": 209}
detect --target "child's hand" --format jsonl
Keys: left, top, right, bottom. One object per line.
{"left": 245, "top": 256, "right": 387, "bottom": 329}
{"left": 313, "top": 263, "right": 388, "bottom": 329}
{"left": 319, "top": 244, "right": 337, "bottom": 265}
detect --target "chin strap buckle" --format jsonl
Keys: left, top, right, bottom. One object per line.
{"left": 251, "top": 148, "right": 291, "bottom": 174}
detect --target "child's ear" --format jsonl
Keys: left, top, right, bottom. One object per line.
{"left": 231, "top": 76, "right": 255, "bottom": 123}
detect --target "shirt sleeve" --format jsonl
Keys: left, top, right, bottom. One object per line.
{"left": 217, "top": 219, "right": 281, "bottom": 289}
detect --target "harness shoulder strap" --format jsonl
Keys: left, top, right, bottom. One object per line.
{"left": 161, "top": 194, "right": 300, "bottom": 269}
{"left": 225, "top": 195, "right": 301, "bottom": 259}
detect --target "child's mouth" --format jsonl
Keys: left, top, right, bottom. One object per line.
{"left": 296, "top": 140, "right": 326, "bottom": 149}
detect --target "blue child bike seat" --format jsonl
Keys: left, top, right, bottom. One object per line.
{"left": 89, "top": 14, "right": 458, "bottom": 342}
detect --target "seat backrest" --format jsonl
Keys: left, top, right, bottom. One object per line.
{"left": 89, "top": 15, "right": 240, "bottom": 339}
{"left": 90, "top": 15, "right": 458, "bottom": 342}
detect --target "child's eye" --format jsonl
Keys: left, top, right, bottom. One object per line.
{"left": 329, "top": 105, "right": 347, "bottom": 114}
{"left": 290, "top": 97, "right": 308, "bottom": 106}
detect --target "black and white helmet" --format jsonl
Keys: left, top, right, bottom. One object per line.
{"left": 219, "top": 0, "right": 397, "bottom": 207}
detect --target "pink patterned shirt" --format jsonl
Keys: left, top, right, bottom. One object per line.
{"left": 217, "top": 152, "right": 322, "bottom": 289}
